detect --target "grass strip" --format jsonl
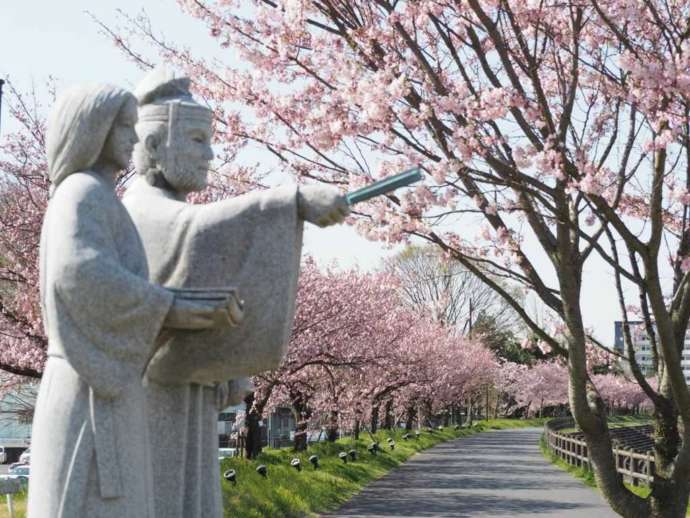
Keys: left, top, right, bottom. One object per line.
{"left": 0, "top": 418, "right": 546, "bottom": 518}
{"left": 221, "top": 418, "right": 546, "bottom": 518}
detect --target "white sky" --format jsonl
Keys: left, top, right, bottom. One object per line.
{"left": 0, "top": 0, "right": 622, "bottom": 344}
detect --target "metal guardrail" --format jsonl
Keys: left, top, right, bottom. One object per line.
{"left": 543, "top": 418, "right": 654, "bottom": 486}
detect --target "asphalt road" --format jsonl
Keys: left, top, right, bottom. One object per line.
{"left": 324, "top": 428, "right": 619, "bottom": 518}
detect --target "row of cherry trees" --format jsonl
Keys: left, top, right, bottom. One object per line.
{"left": 243, "top": 258, "right": 500, "bottom": 454}
{"left": 239, "top": 257, "right": 650, "bottom": 457}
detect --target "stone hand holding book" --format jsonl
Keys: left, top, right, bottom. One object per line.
{"left": 167, "top": 287, "right": 244, "bottom": 328}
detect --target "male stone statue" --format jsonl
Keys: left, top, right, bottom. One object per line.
{"left": 123, "top": 68, "right": 349, "bottom": 517}
{"left": 29, "top": 83, "right": 239, "bottom": 518}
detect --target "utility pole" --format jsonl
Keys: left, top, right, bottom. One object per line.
{"left": 0, "top": 79, "right": 5, "bottom": 135}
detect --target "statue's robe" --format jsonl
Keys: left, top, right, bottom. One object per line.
{"left": 123, "top": 177, "right": 303, "bottom": 518}
{"left": 28, "top": 171, "right": 173, "bottom": 518}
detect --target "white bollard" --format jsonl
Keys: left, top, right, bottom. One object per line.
{"left": 6, "top": 493, "right": 14, "bottom": 518}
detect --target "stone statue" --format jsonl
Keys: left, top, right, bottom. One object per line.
{"left": 27, "top": 84, "right": 239, "bottom": 518}
{"left": 122, "top": 68, "right": 349, "bottom": 518}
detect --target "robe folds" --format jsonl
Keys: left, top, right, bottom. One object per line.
{"left": 123, "top": 177, "right": 303, "bottom": 518}
{"left": 28, "top": 171, "right": 173, "bottom": 518}
{"left": 124, "top": 177, "right": 304, "bottom": 386}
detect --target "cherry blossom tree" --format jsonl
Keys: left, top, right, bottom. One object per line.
{"left": 103, "top": 1, "right": 690, "bottom": 514}
{"left": 249, "top": 258, "right": 500, "bottom": 454}
{"left": 593, "top": 373, "right": 652, "bottom": 414}
{"left": 250, "top": 260, "right": 406, "bottom": 452}
{"left": 0, "top": 82, "right": 50, "bottom": 378}
{"left": 505, "top": 360, "right": 569, "bottom": 417}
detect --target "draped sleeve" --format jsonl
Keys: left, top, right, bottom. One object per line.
{"left": 43, "top": 172, "right": 174, "bottom": 398}
{"left": 123, "top": 180, "right": 303, "bottom": 385}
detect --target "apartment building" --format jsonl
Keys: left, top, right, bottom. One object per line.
{"left": 614, "top": 320, "right": 690, "bottom": 382}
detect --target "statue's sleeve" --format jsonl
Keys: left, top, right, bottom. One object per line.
{"left": 49, "top": 179, "right": 173, "bottom": 381}
{"left": 140, "top": 185, "right": 303, "bottom": 385}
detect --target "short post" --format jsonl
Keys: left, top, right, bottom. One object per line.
{"left": 6, "top": 494, "right": 13, "bottom": 518}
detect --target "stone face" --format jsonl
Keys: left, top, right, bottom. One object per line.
{"left": 28, "top": 85, "right": 174, "bottom": 518}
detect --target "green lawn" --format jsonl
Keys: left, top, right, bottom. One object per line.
{"left": 0, "top": 490, "right": 26, "bottom": 518}
{"left": 0, "top": 418, "right": 545, "bottom": 518}
{"left": 221, "top": 418, "right": 546, "bottom": 518}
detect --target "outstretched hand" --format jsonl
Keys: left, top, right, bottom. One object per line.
{"left": 298, "top": 184, "right": 350, "bottom": 227}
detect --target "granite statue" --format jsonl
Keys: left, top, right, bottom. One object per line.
{"left": 27, "top": 83, "right": 239, "bottom": 518}
{"left": 122, "top": 67, "right": 349, "bottom": 518}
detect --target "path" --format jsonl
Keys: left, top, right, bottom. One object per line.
{"left": 325, "top": 428, "right": 619, "bottom": 518}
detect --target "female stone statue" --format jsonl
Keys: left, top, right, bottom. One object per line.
{"left": 27, "top": 84, "right": 239, "bottom": 518}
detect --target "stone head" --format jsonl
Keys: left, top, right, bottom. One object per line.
{"left": 46, "top": 84, "right": 137, "bottom": 192}
{"left": 133, "top": 68, "right": 214, "bottom": 195}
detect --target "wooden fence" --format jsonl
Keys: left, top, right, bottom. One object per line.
{"left": 543, "top": 418, "right": 654, "bottom": 486}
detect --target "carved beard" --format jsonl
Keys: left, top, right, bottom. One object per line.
{"left": 148, "top": 148, "right": 208, "bottom": 194}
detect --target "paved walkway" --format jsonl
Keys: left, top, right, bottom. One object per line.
{"left": 325, "top": 428, "right": 619, "bottom": 518}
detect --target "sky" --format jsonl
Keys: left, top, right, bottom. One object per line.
{"left": 0, "top": 0, "right": 623, "bottom": 345}
{"left": 0, "top": 0, "right": 398, "bottom": 268}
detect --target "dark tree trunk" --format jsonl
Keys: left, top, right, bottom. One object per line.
{"left": 648, "top": 395, "right": 688, "bottom": 518}
{"left": 485, "top": 386, "right": 490, "bottom": 421}
{"left": 353, "top": 418, "right": 360, "bottom": 440}
{"left": 370, "top": 402, "right": 380, "bottom": 434}
{"left": 291, "top": 390, "right": 312, "bottom": 452}
{"left": 244, "top": 392, "right": 263, "bottom": 459}
{"left": 405, "top": 405, "right": 416, "bottom": 430}
{"left": 442, "top": 409, "right": 450, "bottom": 426}
{"left": 326, "top": 409, "right": 339, "bottom": 442}
{"left": 383, "top": 399, "right": 394, "bottom": 430}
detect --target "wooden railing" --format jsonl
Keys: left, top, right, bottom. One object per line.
{"left": 543, "top": 418, "right": 654, "bottom": 486}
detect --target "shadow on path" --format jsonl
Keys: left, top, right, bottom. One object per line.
{"left": 323, "top": 428, "right": 619, "bottom": 518}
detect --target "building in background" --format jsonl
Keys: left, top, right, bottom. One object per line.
{"left": 613, "top": 320, "right": 642, "bottom": 354}
{"left": 614, "top": 320, "right": 690, "bottom": 381}
{"left": 218, "top": 405, "right": 296, "bottom": 449}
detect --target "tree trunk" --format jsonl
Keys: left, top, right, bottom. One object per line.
{"left": 485, "top": 385, "right": 490, "bottom": 421}
{"left": 353, "top": 418, "right": 360, "bottom": 440}
{"left": 370, "top": 402, "right": 380, "bottom": 434}
{"left": 383, "top": 399, "right": 394, "bottom": 430}
{"left": 243, "top": 392, "right": 263, "bottom": 459}
{"left": 405, "top": 405, "right": 416, "bottom": 430}
{"left": 646, "top": 391, "right": 689, "bottom": 518}
{"left": 421, "top": 399, "right": 432, "bottom": 427}
{"left": 291, "top": 390, "right": 312, "bottom": 452}
{"left": 326, "top": 409, "right": 339, "bottom": 442}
